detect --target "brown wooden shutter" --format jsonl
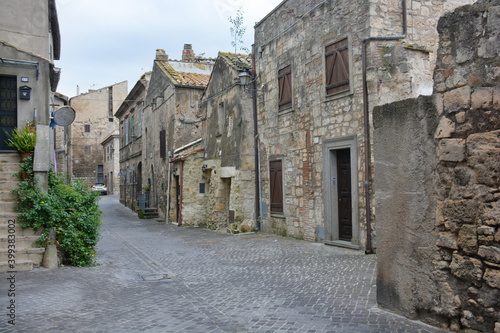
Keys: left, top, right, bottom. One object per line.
{"left": 325, "top": 38, "right": 349, "bottom": 95}
{"left": 278, "top": 65, "right": 292, "bottom": 111}
{"left": 160, "top": 129, "right": 166, "bottom": 159}
{"left": 270, "top": 160, "right": 283, "bottom": 213}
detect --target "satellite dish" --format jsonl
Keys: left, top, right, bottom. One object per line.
{"left": 53, "top": 106, "right": 76, "bottom": 126}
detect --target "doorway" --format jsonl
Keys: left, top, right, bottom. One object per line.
{"left": 0, "top": 76, "right": 17, "bottom": 151}
{"left": 323, "top": 137, "right": 359, "bottom": 248}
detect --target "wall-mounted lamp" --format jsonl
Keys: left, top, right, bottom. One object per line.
{"left": 201, "top": 164, "right": 208, "bottom": 172}
{"left": 238, "top": 69, "right": 265, "bottom": 93}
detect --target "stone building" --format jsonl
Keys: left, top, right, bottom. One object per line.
{"left": 67, "top": 81, "right": 127, "bottom": 191}
{"left": 141, "top": 46, "right": 214, "bottom": 221}
{"left": 374, "top": 0, "right": 499, "bottom": 331}
{"left": 0, "top": 0, "right": 61, "bottom": 271}
{"left": 199, "top": 52, "right": 256, "bottom": 231}
{"left": 253, "top": 0, "right": 475, "bottom": 249}
{"left": 115, "top": 72, "right": 151, "bottom": 210}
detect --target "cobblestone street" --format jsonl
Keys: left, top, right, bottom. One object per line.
{"left": 1, "top": 196, "right": 448, "bottom": 332}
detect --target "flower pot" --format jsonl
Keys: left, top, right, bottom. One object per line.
{"left": 19, "top": 152, "right": 32, "bottom": 160}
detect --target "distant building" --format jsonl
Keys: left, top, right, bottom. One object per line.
{"left": 141, "top": 46, "right": 214, "bottom": 221}
{"left": 67, "top": 81, "right": 127, "bottom": 191}
{"left": 115, "top": 72, "right": 151, "bottom": 209}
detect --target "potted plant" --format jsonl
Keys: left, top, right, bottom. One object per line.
{"left": 25, "top": 120, "right": 36, "bottom": 133}
{"left": 6, "top": 126, "right": 37, "bottom": 159}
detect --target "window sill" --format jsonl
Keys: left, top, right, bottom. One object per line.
{"left": 324, "top": 90, "right": 353, "bottom": 103}
{"left": 277, "top": 108, "right": 294, "bottom": 116}
{"left": 270, "top": 212, "right": 286, "bottom": 219}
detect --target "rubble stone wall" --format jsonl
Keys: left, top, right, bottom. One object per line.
{"left": 374, "top": 1, "right": 500, "bottom": 331}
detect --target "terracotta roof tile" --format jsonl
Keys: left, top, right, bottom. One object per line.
{"left": 219, "top": 52, "right": 252, "bottom": 70}
{"left": 158, "top": 60, "right": 214, "bottom": 87}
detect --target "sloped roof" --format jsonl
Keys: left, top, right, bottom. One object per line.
{"left": 218, "top": 52, "right": 252, "bottom": 70}
{"left": 158, "top": 60, "right": 214, "bottom": 87}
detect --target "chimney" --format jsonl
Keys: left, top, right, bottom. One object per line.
{"left": 182, "top": 44, "right": 194, "bottom": 61}
{"left": 156, "top": 49, "right": 169, "bottom": 61}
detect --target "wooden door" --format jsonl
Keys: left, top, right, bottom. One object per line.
{"left": 337, "top": 149, "right": 352, "bottom": 241}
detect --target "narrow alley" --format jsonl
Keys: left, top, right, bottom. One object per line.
{"left": 1, "top": 196, "right": 448, "bottom": 333}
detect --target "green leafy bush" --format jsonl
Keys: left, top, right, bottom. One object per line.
{"left": 13, "top": 157, "right": 102, "bottom": 267}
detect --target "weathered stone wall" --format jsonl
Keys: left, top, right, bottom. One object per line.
{"left": 374, "top": 0, "right": 500, "bottom": 331}
{"left": 69, "top": 81, "right": 127, "bottom": 186}
{"left": 373, "top": 96, "right": 441, "bottom": 319}
{"left": 432, "top": 1, "right": 500, "bottom": 331}
{"left": 254, "top": 0, "right": 474, "bottom": 247}
{"left": 201, "top": 55, "right": 256, "bottom": 231}
{"left": 0, "top": 0, "right": 51, "bottom": 60}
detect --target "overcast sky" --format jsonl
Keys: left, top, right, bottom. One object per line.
{"left": 55, "top": 0, "right": 283, "bottom": 98}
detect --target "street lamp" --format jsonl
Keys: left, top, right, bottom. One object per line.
{"left": 238, "top": 69, "right": 265, "bottom": 93}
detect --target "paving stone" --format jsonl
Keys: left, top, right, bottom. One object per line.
{"left": 0, "top": 196, "right": 449, "bottom": 332}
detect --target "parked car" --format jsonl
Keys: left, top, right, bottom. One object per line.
{"left": 91, "top": 183, "right": 107, "bottom": 195}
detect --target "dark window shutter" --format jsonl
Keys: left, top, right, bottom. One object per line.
{"left": 325, "top": 38, "right": 349, "bottom": 95}
{"left": 160, "top": 129, "right": 166, "bottom": 159}
{"left": 278, "top": 65, "right": 292, "bottom": 111}
{"left": 270, "top": 160, "right": 283, "bottom": 213}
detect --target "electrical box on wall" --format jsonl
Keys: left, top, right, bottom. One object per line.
{"left": 19, "top": 85, "right": 31, "bottom": 100}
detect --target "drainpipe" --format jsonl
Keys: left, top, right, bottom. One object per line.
{"left": 178, "top": 160, "right": 184, "bottom": 226}
{"left": 251, "top": 53, "right": 262, "bottom": 231}
{"left": 362, "top": 0, "right": 407, "bottom": 254}
{"left": 165, "top": 153, "right": 172, "bottom": 224}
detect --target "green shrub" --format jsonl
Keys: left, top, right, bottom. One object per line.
{"left": 13, "top": 157, "right": 102, "bottom": 267}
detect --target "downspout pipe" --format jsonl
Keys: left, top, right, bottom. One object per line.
{"left": 178, "top": 160, "right": 184, "bottom": 226}
{"left": 251, "top": 53, "right": 262, "bottom": 231}
{"left": 362, "top": 0, "right": 407, "bottom": 254}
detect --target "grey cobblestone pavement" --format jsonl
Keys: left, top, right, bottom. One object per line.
{"left": 1, "top": 195, "right": 449, "bottom": 333}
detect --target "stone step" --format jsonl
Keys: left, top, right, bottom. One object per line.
{"left": 0, "top": 248, "right": 44, "bottom": 264}
{"left": 0, "top": 190, "right": 17, "bottom": 202}
{"left": 0, "top": 164, "right": 20, "bottom": 173}
{"left": 0, "top": 154, "right": 21, "bottom": 164}
{"left": 0, "top": 235, "right": 40, "bottom": 249}
{"left": 0, "top": 224, "right": 39, "bottom": 237}
{"left": 0, "top": 171, "right": 19, "bottom": 182}
{"left": 0, "top": 202, "right": 16, "bottom": 213}
{"left": 142, "top": 208, "right": 159, "bottom": 219}
{"left": 0, "top": 260, "right": 34, "bottom": 272}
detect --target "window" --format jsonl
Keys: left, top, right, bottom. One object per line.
{"left": 160, "top": 129, "right": 166, "bottom": 159}
{"left": 270, "top": 160, "right": 283, "bottom": 213}
{"left": 85, "top": 145, "right": 91, "bottom": 154}
{"left": 131, "top": 115, "right": 135, "bottom": 138}
{"left": 125, "top": 119, "right": 129, "bottom": 145}
{"left": 325, "top": 37, "right": 350, "bottom": 95}
{"left": 217, "top": 102, "right": 225, "bottom": 136}
{"left": 97, "top": 165, "right": 104, "bottom": 183}
{"left": 137, "top": 109, "right": 142, "bottom": 136}
{"left": 278, "top": 65, "right": 292, "bottom": 111}
{"left": 84, "top": 124, "right": 90, "bottom": 133}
